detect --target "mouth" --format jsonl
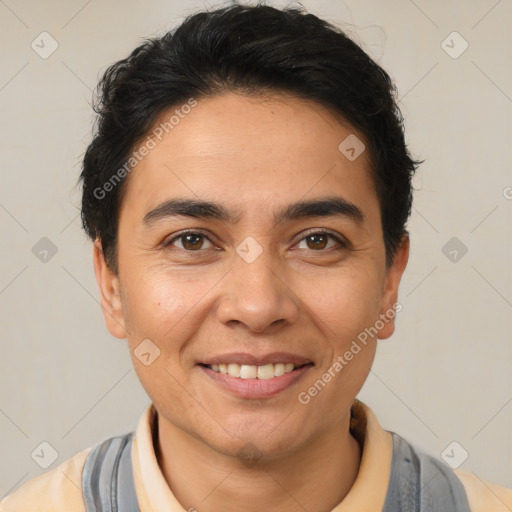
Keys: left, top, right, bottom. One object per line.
{"left": 200, "top": 362, "right": 311, "bottom": 379}
{"left": 197, "top": 354, "right": 314, "bottom": 399}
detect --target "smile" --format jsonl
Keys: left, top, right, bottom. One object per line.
{"left": 207, "top": 362, "right": 297, "bottom": 379}
{"left": 199, "top": 359, "right": 314, "bottom": 399}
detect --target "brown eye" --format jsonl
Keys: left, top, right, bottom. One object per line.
{"left": 167, "top": 232, "right": 213, "bottom": 251}
{"left": 297, "top": 232, "right": 344, "bottom": 251}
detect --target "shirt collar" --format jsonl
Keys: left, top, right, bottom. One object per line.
{"left": 132, "top": 400, "right": 392, "bottom": 511}
{"left": 332, "top": 399, "right": 393, "bottom": 511}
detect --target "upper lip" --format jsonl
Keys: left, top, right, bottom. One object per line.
{"left": 200, "top": 352, "right": 313, "bottom": 367}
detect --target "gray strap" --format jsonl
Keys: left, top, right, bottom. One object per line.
{"left": 81, "top": 428, "right": 471, "bottom": 511}
{"left": 383, "top": 433, "right": 471, "bottom": 512}
{"left": 82, "top": 432, "right": 140, "bottom": 512}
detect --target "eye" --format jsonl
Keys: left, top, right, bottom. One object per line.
{"left": 164, "top": 230, "right": 346, "bottom": 253}
{"left": 296, "top": 231, "right": 345, "bottom": 251}
{"left": 165, "top": 231, "right": 214, "bottom": 251}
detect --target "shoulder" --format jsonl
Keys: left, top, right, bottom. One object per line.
{"left": 455, "top": 469, "right": 512, "bottom": 512}
{"left": 386, "top": 433, "right": 470, "bottom": 510}
{"left": 0, "top": 446, "right": 91, "bottom": 512}
{"left": 389, "top": 433, "right": 512, "bottom": 512}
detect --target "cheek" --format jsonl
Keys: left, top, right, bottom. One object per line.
{"left": 120, "top": 267, "right": 213, "bottom": 340}
{"left": 299, "top": 273, "right": 380, "bottom": 416}
{"left": 119, "top": 271, "right": 209, "bottom": 417}
{"left": 304, "top": 265, "right": 383, "bottom": 340}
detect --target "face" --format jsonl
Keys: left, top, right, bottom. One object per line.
{"left": 94, "top": 92, "right": 408, "bottom": 460}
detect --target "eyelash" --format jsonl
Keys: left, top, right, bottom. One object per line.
{"left": 164, "top": 229, "right": 347, "bottom": 253}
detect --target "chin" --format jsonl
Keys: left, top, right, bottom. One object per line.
{"left": 204, "top": 416, "right": 309, "bottom": 463}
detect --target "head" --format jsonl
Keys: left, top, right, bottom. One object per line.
{"left": 81, "top": 4, "right": 417, "bottom": 461}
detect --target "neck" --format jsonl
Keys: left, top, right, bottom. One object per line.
{"left": 155, "top": 411, "right": 361, "bottom": 512}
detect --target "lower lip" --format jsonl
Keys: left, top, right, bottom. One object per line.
{"left": 199, "top": 364, "right": 313, "bottom": 399}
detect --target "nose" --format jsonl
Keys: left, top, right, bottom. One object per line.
{"left": 215, "top": 248, "right": 299, "bottom": 333}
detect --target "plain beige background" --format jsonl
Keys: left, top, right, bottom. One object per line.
{"left": 1, "top": 0, "right": 511, "bottom": 498}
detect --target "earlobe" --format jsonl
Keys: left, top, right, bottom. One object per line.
{"left": 92, "top": 240, "right": 127, "bottom": 339}
{"left": 377, "top": 234, "right": 410, "bottom": 340}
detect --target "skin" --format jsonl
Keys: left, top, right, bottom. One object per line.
{"left": 93, "top": 92, "right": 409, "bottom": 512}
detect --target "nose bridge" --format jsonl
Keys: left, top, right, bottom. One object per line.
{"left": 216, "top": 238, "right": 299, "bottom": 332}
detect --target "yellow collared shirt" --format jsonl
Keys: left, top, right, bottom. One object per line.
{"left": 1, "top": 401, "right": 511, "bottom": 511}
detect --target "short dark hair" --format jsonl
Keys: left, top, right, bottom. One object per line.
{"left": 80, "top": 3, "right": 420, "bottom": 272}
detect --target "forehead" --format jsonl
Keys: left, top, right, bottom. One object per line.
{"left": 120, "top": 92, "right": 379, "bottom": 225}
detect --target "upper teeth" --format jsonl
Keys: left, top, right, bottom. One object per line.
{"left": 209, "top": 363, "right": 296, "bottom": 379}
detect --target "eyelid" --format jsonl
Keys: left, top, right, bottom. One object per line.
{"left": 293, "top": 228, "right": 349, "bottom": 249}
{"left": 165, "top": 228, "right": 349, "bottom": 251}
{"left": 164, "top": 229, "right": 216, "bottom": 249}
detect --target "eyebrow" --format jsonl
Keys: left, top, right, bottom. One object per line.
{"left": 142, "top": 196, "right": 366, "bottom": 226}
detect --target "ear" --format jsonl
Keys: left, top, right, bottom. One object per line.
{"left": 377, "top": 233, "right": 410, "bottom": 340}
{"left": 93, "top": 239, "right": 127, "bottom": 339}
